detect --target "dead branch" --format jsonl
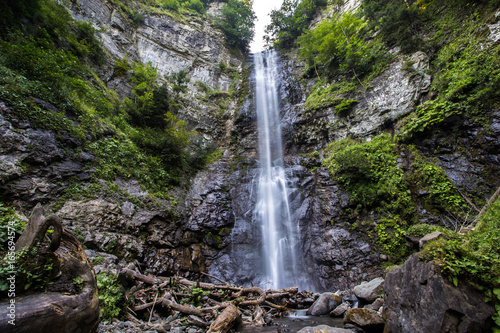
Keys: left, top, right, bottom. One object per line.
{"left": 121, "top": 268, "right": 158, "bottom": 285}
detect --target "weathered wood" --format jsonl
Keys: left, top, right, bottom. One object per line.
{"left": 121, "top": 268, "right": 158, "bottom": 285}
{"left": 15, "top": 203, "right": 63, "bottom": 252}
{"left": 236, "top": 287, "right": 266, "bottom": 306}
{"left": 208, "top": 304, "right": 242, "bottom": 333}
{"left": 0, "top": 230, "right": 99, "bottom": 333}
{"left": 161, "top": 298, "right": 207, "bottom": 317}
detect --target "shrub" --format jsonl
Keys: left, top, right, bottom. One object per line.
{"left": 215, "top": 0, "right": 256, "bottom": 51}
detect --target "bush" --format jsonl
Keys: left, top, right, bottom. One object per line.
{"left": 265, "top": 0, "right": 327, "bottom": 49}
{"left": 215, "top": 0, "right": 256, "bottom": 51}
{"left": 161, "top": 0, "right": 181, "bottom": 12}
{"left": 188, "top": 0, "right": 205, "bottom": 13}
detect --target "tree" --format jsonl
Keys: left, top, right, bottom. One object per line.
{"left": 216, "top": 0, "right": 256, "bottom": 51}
{"left": 265, "top": 0, "right": 327, "bottom": 49}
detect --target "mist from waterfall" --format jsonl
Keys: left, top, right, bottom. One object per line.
{"left": 253, "top": 50, "right": 305, "bottom": 289}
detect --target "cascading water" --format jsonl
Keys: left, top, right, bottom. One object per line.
{"left": 253, "top": 50, "right": 304, "bottom": 289}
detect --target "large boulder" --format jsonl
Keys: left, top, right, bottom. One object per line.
{"left": 344, "top": 308, "right": 384, "bottom": 328}
{"left": 384, "top": 253, "right": 495, "bottom": 333}
{"left": 307, "top": 293, "right": 342, "bottom": 316}
{"left": 353, "top": 277, "right": 384, "bottom": 303}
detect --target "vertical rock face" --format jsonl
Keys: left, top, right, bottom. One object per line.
{"left": 383, "top": 254, "right": 494, "bottom": 333}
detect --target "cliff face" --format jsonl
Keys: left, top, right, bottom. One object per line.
{"left": 1, "top": 0, "right": 500, "bottom": 294}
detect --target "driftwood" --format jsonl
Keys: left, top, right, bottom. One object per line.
{"left": 208, "top": 304, "right": 242, "bottom": 333}
{"left": 123, "top": 269, "right": 302, "bottom": 331}
{"left": 0, "top": 204, "right": 99, "bottom": 333}
{"left": 15, "top": 203, "right": 63, "bottom": 252}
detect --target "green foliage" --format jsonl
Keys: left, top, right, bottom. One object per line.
{"left": 215, "top": 0, "right": 256, "bottom": 51}
{"left": 187, "top": 0, "right": 205, "bottom": 14}
{"left": 334, "top": 98, "right": 358, "bottom": 116}
{"left": 265, "top": 0, "right": 328, "bottom": 49}
{"left": 96, "top": 272, "right": 125, "bottom": 320}
{"left": 0, "top": 0, "right": 41, "bottom": 35}
{"left": 303, "top": 80, "right": 359, "bottom": 112}
{"left": 161, "top": 0, "right": 181, "bottom": 12}
{"left": 411, "top": 155, "right": 468, "bottom": 217}
{"left": 0, "top": 247, "right": 58, "bottom": 296}
{"left": 0, "top": 203, "right": 25, "bottom": 253}
{"left": 406, "top": 223, "right": 440, "bottom": 238}
{"left": 375, "top": 217, "right": 408, "bottom": 261}
{"left": 73, "top": 276, "right": 85, "bottom": 292}
{"left": 421, "top": 199, "right": 500, "bottom": 290}
{"left": 297, "top": 13, "right": 378, "bottom": 78}
{"left": 361, "top": 0, "right": 428, "bottom": 53}
{"left": 114, "top": 56, "right": 132, "bottom": 77}
{"left": 323, "top": 134, "right": 414, "bottom": 218}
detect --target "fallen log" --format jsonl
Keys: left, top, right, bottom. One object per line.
{"left": 0, "top": 218, "right": 99, "bottom": 333}
{"left": 208, "top": 304, "right": 242, "bottom": 333}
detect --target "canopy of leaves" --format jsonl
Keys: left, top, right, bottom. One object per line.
{"left": 215, "top": 0, "right": 255, "bottom": 51}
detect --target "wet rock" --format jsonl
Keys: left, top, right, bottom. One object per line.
{"left": 353, "top": 277, "right": 384, "bottom": 303}
{"left": 307, "top": 293, "right": 342, "bottom": 316}
{"left": 344, "top": 308, "right": 384, "bottom": 328}
{"left": 384, "top": 254, "right": 495, "bottom": 333}
{"left": 297, "top": 325, "right": 354, "bottom": 333}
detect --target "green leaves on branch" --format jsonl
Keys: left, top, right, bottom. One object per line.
{"left": 215, "top": 0, "right": 255, "bottom": 51}
{"left": 265, "top": 0, "right": 327, "bottom": 49}
{"left": 298, "top": 13, "right": 375, "bottom": 78}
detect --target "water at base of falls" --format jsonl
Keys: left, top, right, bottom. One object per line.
{"left": 253, "top": 50, "right": 306, "bottom": 290}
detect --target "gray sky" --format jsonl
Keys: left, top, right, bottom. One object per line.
{"left": 250, "top": 0, "right": 284, "bottom": 53}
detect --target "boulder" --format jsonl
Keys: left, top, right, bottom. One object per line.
{"left": 344, "top": 308, "right": 384, "bottom": 328}
{"left": 353, "top": 277, "right": 384, "bottom": 303}
{"left": 297, "top": 325, "right": 355, "bottom": 333}
{"left": 307, "top": 293, "right": 342, "bottom": 316}
{"left": 384, "top": 253, "right": 495, "bottom": 333}
{"left": 364, "top": 298, "right": 384, "bottom": 312}
{"left": 330, "top": 302, "right": 351, "bottom": 317}
{"left": 419, "top": 231, "right": 447, "bottom": 249}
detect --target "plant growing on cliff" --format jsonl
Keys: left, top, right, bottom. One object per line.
{"left": 265, "top": 0, "right": 327, "bottom": 49}
{"left": 215, "top": 0, "right": 256, "bottom": 51}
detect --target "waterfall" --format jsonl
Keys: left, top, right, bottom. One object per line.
{"left": 253, "top": 50, "right": 303, "bottom": 289}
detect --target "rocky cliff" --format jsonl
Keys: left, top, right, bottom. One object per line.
{"left": 1, "top": 0, "right": 500, "bottom": 298}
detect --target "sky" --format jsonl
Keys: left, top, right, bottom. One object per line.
{"left": 249, "top": 0, "right": 284, "bottom": 53}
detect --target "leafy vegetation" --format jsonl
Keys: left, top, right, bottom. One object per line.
{"left": 215, "top": 0, "right": 256, "bottom": 51}
{"left": 0, "top": 0, "right": 222, "bottom": 203}
{"left": 265, "top": 0, "right": 328, "bottom": 49}
{"left": 322, "top": 134, "right": 469, "bottom": 261}
{"left": 0, "top": 204, "right": 57, "bottom": 297}
{"left": 420, "top": 198, "right": 500, "bottom": 329}
{"left": 96, "top": 272, "right": 125, "bottom": 320}
{"left": 297, "top": 13, "right": 385, "bottom": 80}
